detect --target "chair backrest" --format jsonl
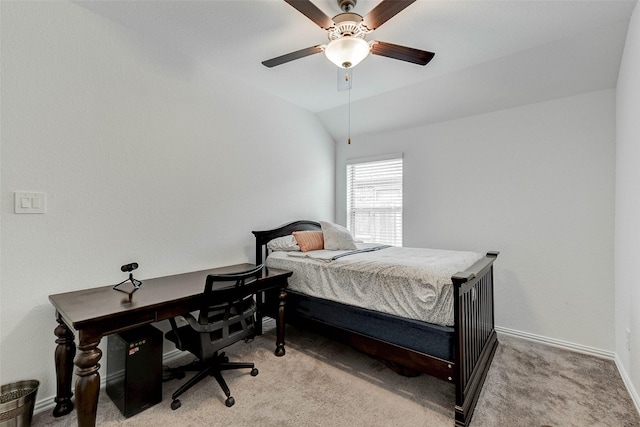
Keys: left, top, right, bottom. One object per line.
{"left": 199, "top": 263, "right": 264, "bottom": 323}
{"left": 191, "top": 264, "right": 265, "bottom": 358}
{"left": 204, "top": 264, "right": 264, "bottom": 294}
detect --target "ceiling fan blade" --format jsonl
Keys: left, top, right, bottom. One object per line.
{"left": 262, "top": 45, "right": 324, "bottom": 68}
{"left": 370, "top": 41, "right": 434, "bottom": 66}
{"left": 284, "top": 0, "right": 334, "bottom": 29}
{"left": 363, "top": 0, "right": 416, "bottom": 30}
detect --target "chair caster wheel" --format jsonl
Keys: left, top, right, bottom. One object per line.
{"left": 251, "top": 368, "right": 259, "bottom": 376}
{"left": 225, "top": 396, "right": 235, "bottom": 407}
{"left": 171, "top": 399, "right": 181, "bottom": 410}
{"left": 175, "top": 371, "right": 185, "bottom": 380}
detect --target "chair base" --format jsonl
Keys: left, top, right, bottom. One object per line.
{"left": 169, "top": 352, "right": 258, "bottom": 409}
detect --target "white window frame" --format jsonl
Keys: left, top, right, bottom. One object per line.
{"left": 346, "top": 153, "right": 403, "bottom": 246}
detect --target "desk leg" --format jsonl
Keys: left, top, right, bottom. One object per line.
{"left": 275, "top": 287, "right": 287, "bottom": 357}
{"left": 53, "top": 317, "right": 76, "bottom": 417}
{"left": 74, "top": 333, "right": 102, "bottom": 427}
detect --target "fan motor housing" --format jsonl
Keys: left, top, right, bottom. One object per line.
{"left": 338, "top": 0, "right": 357, "bottom": 12}
{"left": 328, "top": 12, "right": 368, "bottom": 41}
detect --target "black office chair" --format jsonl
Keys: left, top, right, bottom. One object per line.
{"left": 165, "top": 264, "right": 264, "bottom": 409}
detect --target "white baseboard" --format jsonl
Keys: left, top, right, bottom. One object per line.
{"left": 33, "top": 349, "right": 185, "bottom": 416}
{"left": 496, "top": 326, "right": 640, "bottom": 415}
{"left": 496, "top": 326, "right": 616, "bottom": 359}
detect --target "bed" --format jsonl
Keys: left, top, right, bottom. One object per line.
{"left": 252, "top": 220, "right": 499, "bottom": 427}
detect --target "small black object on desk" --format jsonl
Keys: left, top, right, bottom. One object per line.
{"left": 113, "top": 262, "right": 142, "bottom": 296}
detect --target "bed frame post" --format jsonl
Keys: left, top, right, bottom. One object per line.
{"left": 452, "top": 251, "right": 499, "bottom": 427}
{"left": 255, "top": 241, "right": 265, "bottom": 266}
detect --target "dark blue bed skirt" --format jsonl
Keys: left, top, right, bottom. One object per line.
{"left": 285, "top": 290, "right": 455, "bottom": 362}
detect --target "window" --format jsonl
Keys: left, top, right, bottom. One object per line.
{"left": 346, "top": 156, "right": 403, "bottom": 246}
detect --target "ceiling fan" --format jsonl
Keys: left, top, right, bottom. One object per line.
{"left": 262, "top": 0, "right": 435, "bottom": 69}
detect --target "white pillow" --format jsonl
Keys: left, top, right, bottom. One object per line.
{"left": 267, "top": 235, "right": 300, "bottom": 252}
{"left": 320, "top": 221, "right": 357, "bottom": 250}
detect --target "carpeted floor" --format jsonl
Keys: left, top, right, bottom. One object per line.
{"left": 472, "top": 335, "right": 639, "bottom": 427}
{"left": 32, "top": 321, "right": 640, "bottom": 426}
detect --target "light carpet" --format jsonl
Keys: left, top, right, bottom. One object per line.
{"left": 32, "top": 321, "right": 640, "bottom": 426}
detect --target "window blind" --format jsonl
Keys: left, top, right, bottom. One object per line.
{"left": 346, "top": 157, "right": 403, "bottom": 246}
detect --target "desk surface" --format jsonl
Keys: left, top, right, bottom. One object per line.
{"left": 49, "top": 264, "right": 292, "bottom": 335}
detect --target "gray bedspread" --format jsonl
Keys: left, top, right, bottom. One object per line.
{"left": 266, "top": 244, "right": 483, "bottom": 326}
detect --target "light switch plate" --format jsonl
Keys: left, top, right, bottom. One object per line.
{"left": 14, "top": 192, "right": 46, "bottom": 214}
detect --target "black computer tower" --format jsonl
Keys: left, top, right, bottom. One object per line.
{"left": 106, "top": 324, "right": 163, "bottom": 418}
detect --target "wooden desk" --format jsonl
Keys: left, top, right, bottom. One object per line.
{"left": 49, "top": 264, "right": 291, "bottom": 427}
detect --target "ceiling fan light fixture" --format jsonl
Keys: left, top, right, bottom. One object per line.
{"left": 324, "top": 37, "right": 370, "bottom": 68}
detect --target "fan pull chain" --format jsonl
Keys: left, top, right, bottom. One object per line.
{"left": 347, "top": 71, "right": 351, "bottom": 145}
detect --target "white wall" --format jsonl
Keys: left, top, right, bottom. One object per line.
{"left": 616, "top": 0, "right": 640, "bottom": 405}
{"left": 336, "top": 90, "right": 616, "bottom": 352}
{"left": 0, "top": 1, "right": 334, "bottom": 402}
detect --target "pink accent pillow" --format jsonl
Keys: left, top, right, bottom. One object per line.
{"left": 293, "top": 231, "right": 324, "bottom": 252}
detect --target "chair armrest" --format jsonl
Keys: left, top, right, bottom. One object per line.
{"left": 181, "top": 313, "right": 222, "bottom": 334}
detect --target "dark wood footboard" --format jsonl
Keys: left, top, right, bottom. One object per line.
{"left": 452, "top": 251, "right": 499, "bottom": 427}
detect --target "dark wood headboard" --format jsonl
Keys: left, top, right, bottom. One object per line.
{"left": 252, "top": 220, "right": 321, "bottom": 264}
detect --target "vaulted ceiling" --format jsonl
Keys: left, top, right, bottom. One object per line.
{"left": 78, "top": 0, "right": 636, "bottom": 142}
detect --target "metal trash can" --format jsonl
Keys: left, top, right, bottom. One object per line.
{"left": 0, "top": 380, "right": 39, "bottom": 427}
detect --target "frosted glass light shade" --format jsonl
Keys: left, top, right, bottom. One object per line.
{"left": 324, "top": 37, "right": 370, "bottom": 69}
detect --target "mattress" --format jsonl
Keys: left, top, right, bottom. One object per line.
{"left": 266, "top": 243, "right": 483, "bottom": 327}
{"left": 284, "top": 290, "right": 456, "bottom": 361}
